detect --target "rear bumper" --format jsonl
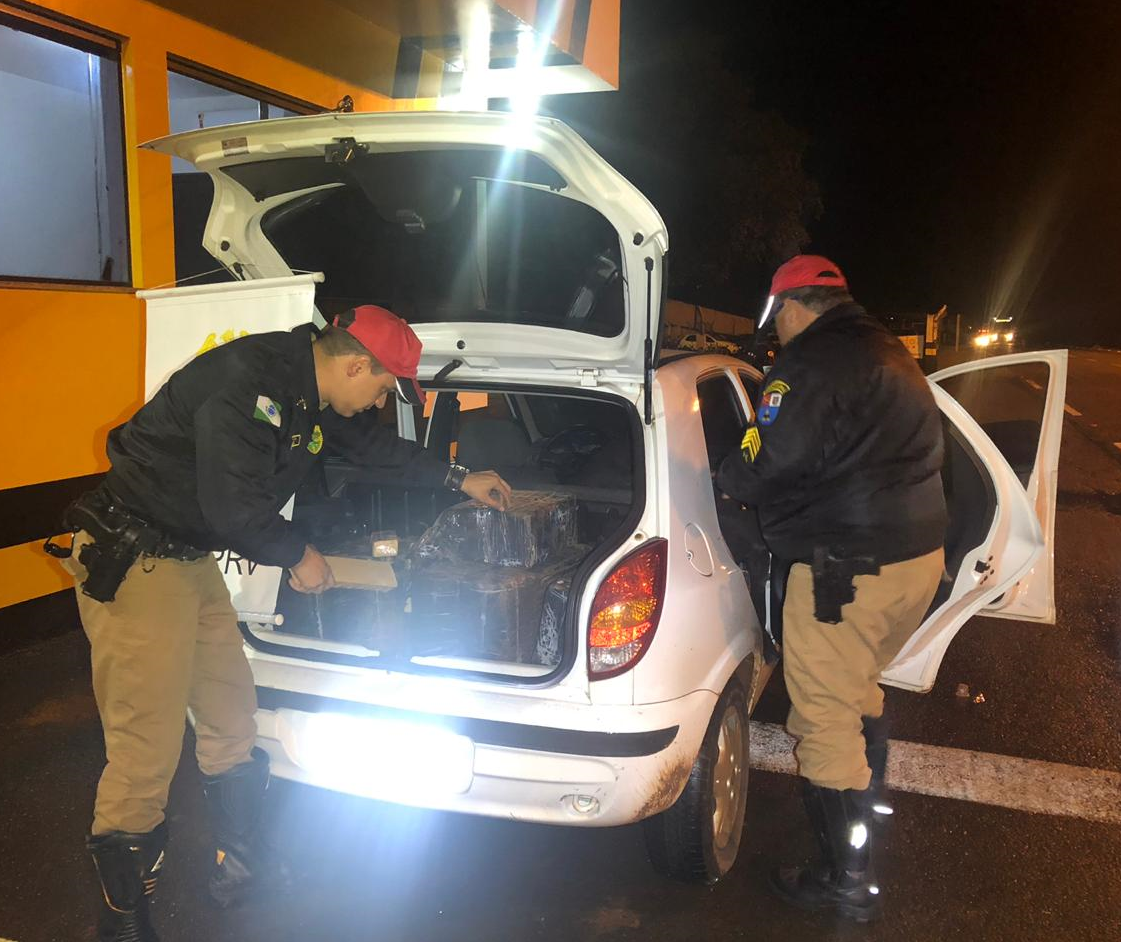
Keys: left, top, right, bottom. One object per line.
{"left": 253, "top": 684, "right": 717, "bottom": 827}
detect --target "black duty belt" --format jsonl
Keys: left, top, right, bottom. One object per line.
{"left": 45, "top": 486, "right": 210, "bottom": 602}
{"left": 66, "top": 487, "right": 209, "bottom": 561}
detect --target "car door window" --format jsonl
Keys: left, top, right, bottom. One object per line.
{"left": 698, "top": 374, "right": 769, "bottom": 625}
{"left": 930, "top": 413, "right": 998, "bottom": 613}
{"left": 697, "top": 374, "right": 747, "bottom": 472}
{"left": 935, "top": 362, "right": 1049, "bottom": 488}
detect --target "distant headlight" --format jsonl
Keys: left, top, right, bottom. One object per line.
{"left": 1004, "top": 332, "right": 1015, "bottom": 342}
{"left": 973, "top": 334, "right": 993, "bottom": 347}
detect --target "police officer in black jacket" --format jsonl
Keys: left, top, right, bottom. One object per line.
{"left": 61, "top": 305, "right": 510, "bottom": 942}
{"left": 717, "top": 256, "right": 946, "bottom": 922}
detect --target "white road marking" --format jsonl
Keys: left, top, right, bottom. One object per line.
{"left": 749, "top": 721, "right": 1121, "bottom": 825}
{"left": 1025, "top": 379, "right": 1044, "bottom": 391}
{"left": 1064, "top": 404, "right": 1082, "bottom": 416}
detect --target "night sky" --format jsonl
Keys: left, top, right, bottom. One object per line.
{"left": 543, "top": 0, "right": 1121, "bottom": 347}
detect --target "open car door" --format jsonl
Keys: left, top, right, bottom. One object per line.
{"left": 882, "top": 351, "right": 1067, "bottom": 692}
{"left": 929, "top": 351, "right": 1067, "bottom": 621}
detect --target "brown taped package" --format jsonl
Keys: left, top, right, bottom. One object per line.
{"left": 323, "top": 556, "right": 398, "bottom": 591}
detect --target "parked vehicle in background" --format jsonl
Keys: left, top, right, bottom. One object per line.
{"left": 678, "top": 331, "right": 741, "bottom": 355}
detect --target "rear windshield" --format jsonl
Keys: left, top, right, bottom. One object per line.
{"left": 247, "top": 150, "right": 625, "bottom": 337}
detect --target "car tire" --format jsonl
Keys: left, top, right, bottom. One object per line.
{"left": 643, "top": 679, "right": 750, "bottom": 885}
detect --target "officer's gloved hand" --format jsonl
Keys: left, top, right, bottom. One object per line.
{"left": 289, "top": 545, "right": 336, "bottom": 593}
{"left": 462, "top": 471, "right": 513, "bottom": 511}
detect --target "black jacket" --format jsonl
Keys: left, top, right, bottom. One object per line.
{"left": 104, "top": 324, "right": 449, "bottom": 568}
{"left": 716, "top": 303, "right": 947, "bottom": 565}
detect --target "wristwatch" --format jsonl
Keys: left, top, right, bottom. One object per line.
{"left": 444, "top": 463, "right": 470, "bottom": 491}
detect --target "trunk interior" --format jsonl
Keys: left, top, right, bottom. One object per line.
{"left": 250, "top": 387, "right": 640, "bottom": 679}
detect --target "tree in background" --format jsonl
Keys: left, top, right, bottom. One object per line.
{"left": 541, "top": 25, "right": 820, "bottom": 315}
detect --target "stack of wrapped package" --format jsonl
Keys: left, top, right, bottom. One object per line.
{"left": 406, "top": 491, "right": 583, "bottom": 664}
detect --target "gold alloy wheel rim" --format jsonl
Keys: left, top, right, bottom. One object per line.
{"left": 712, "top": 706, "right": 745, "bottom": 851}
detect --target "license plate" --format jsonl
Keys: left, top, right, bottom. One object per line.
{"left": 286, "top": 710, "right": 475, "bottom": 797}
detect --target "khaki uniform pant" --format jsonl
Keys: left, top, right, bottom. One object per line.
{"left": 783, "top": 548, "right": 944, "bottom": 791}
{"left": 65, "top": 533, "right": 258, "bottom": 835}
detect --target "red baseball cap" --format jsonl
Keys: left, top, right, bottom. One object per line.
{"left": 333, "top": 304, "right": 426, "bottom": 406}
{"left": 758, "top": 255, "right": 848, "bottom": 328}
{"left": 770, "top": 255, "right": 847, "bottom": 295}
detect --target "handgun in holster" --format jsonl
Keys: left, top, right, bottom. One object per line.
{"left": 810, "top": 547, "right": 880, "bottom": 624}
{"left": 44, "top": 489, "right": 156, "bottom": 603}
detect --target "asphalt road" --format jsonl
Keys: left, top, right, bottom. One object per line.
{"left": 1056, "top": 349, "right": 1121, "bottom": 458}
{"left": 1, "top": 349, "right": 1119, "bottom": 942}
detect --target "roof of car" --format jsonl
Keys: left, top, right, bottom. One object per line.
{"left": 659, "top": 349, "right": 738, "bottom": 367}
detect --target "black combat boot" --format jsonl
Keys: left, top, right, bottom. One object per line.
{"left": 768, "top": 780, "right": 883, "bottom": 923}
{"left": 87, "top": 822, "right": 168, "bottom": 942}
{"left": 202, "top": 747, "right": 287, "bottom": 907}
{"left": 862, "top": 714, "right": 894, "bottom": 821}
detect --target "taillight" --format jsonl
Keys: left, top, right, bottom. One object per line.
{"left": 588, "top": 539, "right": 668, "bottom": 679}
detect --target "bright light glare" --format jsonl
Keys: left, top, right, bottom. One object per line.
{"left": 510, "top": 27, "right": 543, "bottom": 117}
{"left": 505, "top": 21, "right": 556, "bottom": 148}
{"left": 973, "top": 333, "right": 993, "bottom": 348}
{"left": 985, "top": 154, "right": 1072, "bottom": 340}
{"left": 1004, "top": 332, "right": 1015, "bottom": 342}
{"left": 872, "top": 803, "right": 894, "bottom": 815}
{"left": 849, "top": 823, "right": 869, "bottom": 850}
{"left": 299, "top": 713, "right": 474, "bottom": 797}
{"left": 444, "top": 1, "right": 492, "bottom": 110}
{"left": 758, "top": 294, "right": 777, "bottom": 329}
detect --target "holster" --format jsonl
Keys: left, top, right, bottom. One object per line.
{"left": 811, "top": 547, "right": 880, "bottom": 624}
{"left": 46, "top": 487, "right": 200, "bottom": 604}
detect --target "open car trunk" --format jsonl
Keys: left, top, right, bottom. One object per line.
{"left": 139, "top": 113, "right": 666, "bottom": 681}
{"left": 246, "top": 386, "right": 641, "bottom": 680}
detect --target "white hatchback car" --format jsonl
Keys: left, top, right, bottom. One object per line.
{"left": 143, "top": 112, "right": 1066, "bottom": 885}
{"left": 678, "top": 331, "right": 741, "bottom": 355}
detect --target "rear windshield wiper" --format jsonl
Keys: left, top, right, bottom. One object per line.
{"left": 433, "top": 359, "right": 464, "bottom": 383}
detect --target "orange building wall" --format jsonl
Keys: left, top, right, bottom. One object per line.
{"left": 0, "top": 0, "right": 404, "bottom": 606}
{"left": 584, "top": 0, "right": 621, "bottom": 89}
{"left": 0, "top": 0, "right": 618, "bottom": 611}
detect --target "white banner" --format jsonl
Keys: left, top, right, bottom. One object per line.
{"left": 138, "top": 274, "right": 323, "bottom": 619}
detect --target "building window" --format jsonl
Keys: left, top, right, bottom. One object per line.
{"left": 0, "top": 12, "right": 129, "bottom": 284}
{"left": 168, "top": 63, "right": 313, "bottom": 286}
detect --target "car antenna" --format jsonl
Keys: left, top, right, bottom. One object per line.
{"left": 644, "top": 257, "right": 655, "bottom": 425}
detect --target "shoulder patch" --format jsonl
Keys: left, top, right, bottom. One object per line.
{"left": 307, "top": 424, "right": 323, "bottom": 455}
{"left": 253, "top": 395, "right": 282, "bottom": 428}
{"left": 757, "top": 379, "right": 790, "bottom": 426}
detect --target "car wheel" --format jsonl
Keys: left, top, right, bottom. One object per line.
{"left": 643, "top": 680, "right": 750, "bottom": 885}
